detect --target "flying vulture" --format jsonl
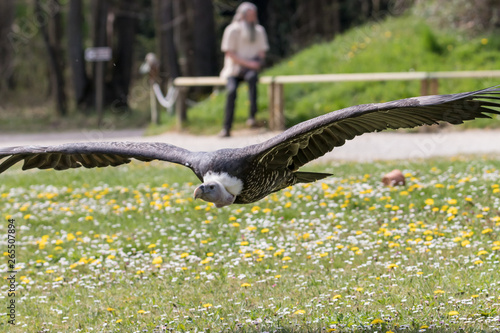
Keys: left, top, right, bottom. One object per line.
{"left": 1, "top": 87, "right": 500, "bottom": 207}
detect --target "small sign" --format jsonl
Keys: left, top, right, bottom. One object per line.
{"left": 85, "top": 47, "right": 112, "bottom": 62}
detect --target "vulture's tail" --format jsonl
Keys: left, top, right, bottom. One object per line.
{"left": 295, "top": 171, "right": 332, "bottom": 184}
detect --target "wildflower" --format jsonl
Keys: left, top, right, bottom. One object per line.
{"left": 275, "top": 275, "right": 281, "bottom": 279}
{"left": 137, "top": 310, "right": 146, "bottom": 314}
{"left": 356, "top": 287, "right": 363, "bottom": 292}
{"left": 448, "top": 311, "right": 459, "bottom": 316}
{"left": 180, "top": 252, "right": 189, "bottom": 258}
{"left": 107, "top": 307, "right": 115, "bottom": 312}
{"left": 241, "top": 282, "right": 251, "bottom": 287}
{"left": 293, "top": 310, "right": 306, "bottom": 315}
{"left": 152, "top": 257, "right": 162, "bottom": 265}
{"left": 371, "top": 318, "right": 384, "bottom": 324}
{"left": 387, "top": 263, "right": 399, "bottom": 269}
{"left": 54, "top": 277, "right": 63, "bottom": 282}
{"left": 477, "top": 250, "right": 488, "bottom": 256}
{"left": 261, "top": 228, "right": 269, "bottom": 233}
{"left": 425, "top": 198, "right": 434, "bottom": 206}
{"left": 116, "top": 319, "right": 123, "bottom": 323}
{"left": 148, "top": 244, "right": 156, "bottom": 248}
{"left": 332, "top": 294, "right": 341, "bottom": 299}
{"left": 434, "top": 290, "right": 445, "bottom": 294}
{"left": 67, "top": 233, "right": 75, "bottom": 241}
{"left": 482, "top": 228, "right": 493, "bottom": 234}
{"left": 282, "top": 256, "right": 291, "bottom": 261}
{"left": 203, "top": 303, "right": 212, "bottom": 308}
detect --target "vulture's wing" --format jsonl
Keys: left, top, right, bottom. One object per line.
{"left": 251, "top": 87, "right": 500, "bottom": 170}
{"left": 0, "top": 141, "right": 201, "bottom": 177}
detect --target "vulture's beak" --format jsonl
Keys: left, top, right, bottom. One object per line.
{"left": 193, "top": 185, "right": 204, "bottom": 199}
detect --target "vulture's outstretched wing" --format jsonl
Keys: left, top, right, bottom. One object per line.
{"left": 0, "top": 141, "right": 201, "bottom": 177}
{"left": 251, "top": 87, "right": 500, "bottom": 170}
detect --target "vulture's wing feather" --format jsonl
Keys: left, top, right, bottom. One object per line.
{"left": 0, "top": 141, "right": 200, "bottom": 176}
{"left": 252, "top": 87, "right": 500, "bottom": 170}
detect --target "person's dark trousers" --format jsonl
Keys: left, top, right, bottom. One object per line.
{"left": 223, "top": 70, "right": 258, "bottom": 132}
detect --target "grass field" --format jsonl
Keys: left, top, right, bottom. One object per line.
{"left": 1, "top": 156, "right": 500, "bottom": 332}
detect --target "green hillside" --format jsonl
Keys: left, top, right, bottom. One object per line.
{"left": 164, "top": 15, "right": 500, "bottom": 134}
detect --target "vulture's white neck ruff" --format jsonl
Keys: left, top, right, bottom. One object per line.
{"left": 203, "top": 172, "right": 243, "bottom": 196}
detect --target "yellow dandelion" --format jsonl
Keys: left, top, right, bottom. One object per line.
{"left": 387, "top": 263, "right": 399, "bottom": 269}
{"left": 332, "top": 294, "right": 341, "bottom": 299}
{"left": 425, "top": 198, "right": 434, "bottom": 206}
{"left": 137, "top": 310, "right": 146, "bottom": 314}
{"left": 482, "top": 228, "right": 493, "bottom": 234}
{"left": 107, "top": 307, "right": 115, "bottom": 312}
{"left": 203, "top": 303, "right": 212, "bottom": 308}
{"left": 371, "top": 318, "right": 384, "bottom": 325}
{"left": 434, "top": 290, "right": 445, "bottom": 294}
{"left": 54, "top": 277, "right": 63, "bottom": 282}
{"left": 448, "top": 311, "right": 459, "bottom": 316}
{"left": 261, "top": 228, "right": 269, "bottom": 233}
{"left": 152, "top": 257, "right": 163, "bottom": 265}
{"left": 180, "top": 252, "right": 189, "bottom": 258}
{"left": 116, "top": 319, "right": 123, "bottom": 323}
{"left": 282, "top": 256, "right": 291, "bottom": 261}
{"left": 241, "top": 282, "right": 251, "bottom": 287}
{"left": 148, "top": 244, "right": 156, "bottom": 248}
{"left": 293, "top": 309, "right": 306, "bottom": 315}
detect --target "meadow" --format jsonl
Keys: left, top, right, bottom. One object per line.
{"left": 0, "top": 155, "right": 499, "bottom": 332}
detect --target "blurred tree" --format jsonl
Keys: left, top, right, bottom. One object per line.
{"left": 0, "top": 0, "right": 16, "bottom": 94}
{"left": 68, "top": 0, "right": 89, "bottom": 109}
{"left": 153, "top": 0, "right": 181, "bottom": 82}
{"left": 35, "top": 0, "right": 67, "bottom": 116}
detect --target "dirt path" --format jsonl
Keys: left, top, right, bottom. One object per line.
{"left": 1, "top": 128, "right": 500, "bottom": 162}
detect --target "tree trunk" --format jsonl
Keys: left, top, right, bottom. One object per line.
{"left": 192, "top": 0, "right": 217, "bottom": 77}
{"left": 0, "top": 0, "right": 15, "bottom": 95}
{"left": 153, "top": 0, "right": 181, "bottom": 81}
{"left": 173, "top": 0, "right": 194, "bottom": 77}
{"left": 67, "top": 0, "right": 89, "bottom": 109}
{"left": 111, "top": 0, "right": 138, "bottom": 109}
{"left": 35, "top": 0, "right": 68, "bottom": 116}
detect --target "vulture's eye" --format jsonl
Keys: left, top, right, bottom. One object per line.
{"left": 209, "top": 185, "right": 215, "bottom": 190}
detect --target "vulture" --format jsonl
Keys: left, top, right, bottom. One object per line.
{"left": 1, "top": 87, "right": 500, "bottom": 208}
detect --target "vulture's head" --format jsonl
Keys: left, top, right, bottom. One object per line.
{"left": 193, "top": 182, "right": 235, "bottom": 208}
{"left": 193, "top": 172, "right": 243, "bottom": 208}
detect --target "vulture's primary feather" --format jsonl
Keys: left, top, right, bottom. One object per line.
{"left": 1, "top": 87, "right": 500, "bottom": 207}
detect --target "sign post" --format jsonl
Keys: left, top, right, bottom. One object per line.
{"left": 85, "top": 47, "right": 112, "bottom": 127}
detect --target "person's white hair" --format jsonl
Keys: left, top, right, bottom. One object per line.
{"left": 233, "top": 2, "right": 258, "bottom": 23}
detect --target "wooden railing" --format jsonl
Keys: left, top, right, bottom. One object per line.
{"left": 173, "top": 70, "right": 500, "bottom": 131}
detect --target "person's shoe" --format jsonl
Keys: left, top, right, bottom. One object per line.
{"left": 218, "top": 129, "right": 230, "bottom": 137}
{"left": 246, "top": 118, "right": 257, "bottom": 128}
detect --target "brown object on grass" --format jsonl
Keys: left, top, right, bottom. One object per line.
{"left": 382, "top": 169, "right": 406, "bottom": 186}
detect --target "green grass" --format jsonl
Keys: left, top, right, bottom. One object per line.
{"left": 171, "top": 15, "right": 500, "bottom": 135}
{"left": 1, "top": 155, "right": 500, "bottom": 332}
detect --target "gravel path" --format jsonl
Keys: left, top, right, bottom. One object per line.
{"left": 1, "top": 127, "right": 500, "bottom": 162}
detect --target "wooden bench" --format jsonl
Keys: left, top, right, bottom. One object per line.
{"left": 172, "top": 70, "right": 500, "bottom": 131}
